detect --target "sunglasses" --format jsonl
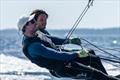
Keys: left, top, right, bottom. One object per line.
{"left": 29, "top": 19, "right": 36, "bottom": 24}
{"left": 22, "top": 19, "right": 37, "bottom": 32}
{"left": 25, "top": 19, "right": 36, "bottom": 26}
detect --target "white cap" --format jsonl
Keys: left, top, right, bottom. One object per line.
{"left": 17, "top": 14, "right": 35, "bottom": 31}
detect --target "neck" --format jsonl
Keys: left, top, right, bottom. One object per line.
{"left": 24, "top": 31, "right": 37, "bottom": 37}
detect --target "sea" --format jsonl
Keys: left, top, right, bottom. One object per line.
{"left": 0, "top": 28, "right": 120, "bottom": 80}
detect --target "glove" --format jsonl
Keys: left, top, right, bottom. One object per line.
{"left": 70, "top": 37, "right": 81, "bottom": 45}
{"left": 77, "top": 50, "right": 89, "bottom": 58}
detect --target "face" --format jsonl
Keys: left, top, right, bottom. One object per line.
{"left": 36, "top": 14, "right": 47, "bottom": 30}
{"left": 25, "top": 20, "right": 37, "bottom": 34}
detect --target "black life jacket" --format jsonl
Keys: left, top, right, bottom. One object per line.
{"left": 39, "top": 29, "right": 50, "bottom": 35}
{"left": 22, "top": 36, "right": 65, "bottom": 71}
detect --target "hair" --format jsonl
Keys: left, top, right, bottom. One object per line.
{"left": 22, "top": 25, "right": 26, "bottom": 33}
{"left": 22, "top": 22, "right": 29, "bottom": 33}
{"left": 30, "top": 9, "right": 48, "bottom": 21}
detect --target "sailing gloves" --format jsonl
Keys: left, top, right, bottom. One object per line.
{"left": 70, "top": 38, "right": 81, "bottom": 45}
{"left": 77, "top": 50, "right": 89, "bottom": 58}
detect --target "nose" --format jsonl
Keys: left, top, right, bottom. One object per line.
{"left": 31, "top": 23, "right": 36, "bottom": 28}
{"left": 34, "top": 23, "right": 39, "bottom": 30}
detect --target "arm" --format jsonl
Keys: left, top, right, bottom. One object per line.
{"left": 28, "top": 42, "right": 78, "bottom": 61}
{"left": 47, "top": 35, "right": 81, "bottom": 46}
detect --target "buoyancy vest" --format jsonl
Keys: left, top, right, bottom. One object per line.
{"left": 22, "top": 36, "right": 65, "bottom": 71}
{"left": 36, "top": 31, "right": 57, "bottom": 49}
{"left": 39, "top": 29, "right": 50, "bottom": 35}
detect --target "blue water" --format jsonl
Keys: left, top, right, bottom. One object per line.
{"left": 0, "top": 28, "right": 120, "bottom": 80}
{"left": 1, "top": 28, "right": 120, "bottom": 57}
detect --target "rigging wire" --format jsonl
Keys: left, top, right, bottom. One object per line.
{"left": 99, "top": 55, "right": 119, "bottom": 60}
{"left": 100, "top": 57, "right": 120, "bottom": 64}
{"left": 61, "top": 0, "right": 120, "bottom": 64}
{"left": 62, "top": 0, "right": 94, "bottom": 45}
{"left": 80, "top": 38, "right": 120, "bottom": 60}
{"left": 81, "top": 43, "right": 120, "bottom": 64}
{"left": 81, "top": 42, "right": 120, "bottom": 54}
{"left": 96, "top": 47, "right": 120, "bottom": 52}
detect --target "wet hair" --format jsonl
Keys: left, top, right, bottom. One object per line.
{"left": 30, "top": 9, "right": 48, "bottom": 21}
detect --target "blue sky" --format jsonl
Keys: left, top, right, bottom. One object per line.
{"left": 0, "top": 0, "right": 120, "bottom": 30}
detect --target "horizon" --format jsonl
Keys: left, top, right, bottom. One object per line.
{"left": 0, "top": 27, "right": 120, "bottom": 31}
{"left": 0, "top": 0, "right": 120, "bottom": 30}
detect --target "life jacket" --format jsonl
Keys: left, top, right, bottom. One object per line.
{"left": 39, "top": 29, "right": 50, "bottom": 35}
{"left": 22, "top": 36, "right": 65, "bottom": 71}
{"left": 36, "top": 31, "right": 57, "bottom": 49}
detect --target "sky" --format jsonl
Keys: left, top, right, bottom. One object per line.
{"left": 0, "top": 0, "right": 120, "bottom": 30}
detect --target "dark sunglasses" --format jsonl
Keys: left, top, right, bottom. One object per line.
{"left": 25, "top": 19, "right": 36, "bottom": 26}
{"left": 29, "top": 19, "right": 36, "bottom": 24}
{"left": 22, "top": 19, "right": 37, "bottom": 32}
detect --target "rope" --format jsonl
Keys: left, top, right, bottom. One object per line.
{"left": 63, "top": 0, "right": 94, "bottom": 44}
{"left": 80, "top": 38, "right": 120, "bottom": 60}
{"left": 63, "top": 1, "right": 94, "bottom": 79}
{"left": 100, "top": 57, "right": 120, "bottom": 64}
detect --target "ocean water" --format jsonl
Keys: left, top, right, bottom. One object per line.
{"left": 0, "top": 28, "right": 120, "bottom": 80}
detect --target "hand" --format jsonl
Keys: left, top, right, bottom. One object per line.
{"left": 77, "top": 50, "right": 89, "bottom": 58}
{"left": 70, "top": 37, "right": 81, "bottom": 45}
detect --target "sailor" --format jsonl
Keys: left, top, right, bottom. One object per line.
{"left": 17, "top": 11, "right": 119, "bottom": 80}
